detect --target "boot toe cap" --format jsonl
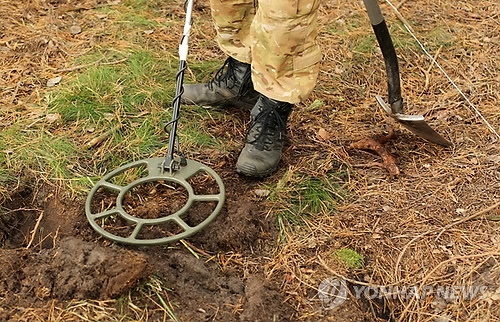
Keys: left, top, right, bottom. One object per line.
{"left": 236, "top": 146, "right": 280, "bottom": 177}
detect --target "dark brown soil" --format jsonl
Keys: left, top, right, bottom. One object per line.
{"left": 149, "top": 251, "right": 293, "bottom": 322}
{"left": 0, "top": 174, "right": 294, "bottom": 321}
{"left": 189, "top": 198, "right": 275, "bottom": 252}
{"left": 123, "top": 182, "right": 189, "bottom": 219}
{"left": 0, "top": 237, "right": 148, "bottom": 301}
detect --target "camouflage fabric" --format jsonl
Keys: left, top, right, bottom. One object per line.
{"left": 209, "top": 0, "right": 322, "bottom": 103}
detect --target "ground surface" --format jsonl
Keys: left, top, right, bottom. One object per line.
{"left": 1, "top": 0, "right": 500, "bottom": 321}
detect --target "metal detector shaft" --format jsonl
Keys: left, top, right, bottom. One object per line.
{"left": 165, "top": 59, "right": 187, "bottom": 170}
{"left": 363, "top": 0, "right": 402, "bottom": 113}
{"left": 164, "top": 0, "right": 194, "bottom": 171}
{"left": 85, "top": 0, "right": 226, "bottom": 246}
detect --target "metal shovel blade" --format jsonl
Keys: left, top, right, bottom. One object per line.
{"left": 376, "top": 96, "right": 452, "bottom": 147}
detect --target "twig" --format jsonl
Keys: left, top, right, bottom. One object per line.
{"left": 425, "top": 45, "right": 443, "bottom": 75}
{"left": 54, "top": 4, "right": 95, "bottom": 14}
{"left": 1, "top": 207, "right": 40, "bottom": 215}
{"left": 100, "top": 57, "right": 130, "bottom": 66}
{"left": 122, "top": 111, "right": 151, "bottom": 119}
{"left": 394, "top": 230, "right": 434, "bottom": 282}
{"left": 85, "top": 124, "right": 122, "bottom": 149}
{"left": 53, "top": 226, "right": 60, "bottom": 248}
{"left": 26, "top": 211, "right": 44, "bottom": 249}
{"left": 45, "top": 299, "right": 57, "bottom": 322}
{"left": 56, "top": 58, "right": 104, "bottom": 72}
{"left": 56, "top": 43, "right": 93, "bottom": 58}
{"left": 422, "top": 45, "right": 443, "bottom": 92}
{"left": 10, "top": 81, "right": 21, "bottom": 103}
{"left": 396, "top": 0, "right": 408, "bottom": 9}
{"left": 384, "top": 0, "right": 414, "bottom": 33}
{"left": 436, "top": 201, "right": 500, "bottom": 240}
{"left": 352, "top": 162, "right": 386, "bottom": 169}
{"left": 180, "top": 239, "right": 212, "bottom": 258}
{"left": 32, "top": 232, "right": 53, "bottom": 250}
{"left": 56, "top": 56, "right": 128, "bottom": 73}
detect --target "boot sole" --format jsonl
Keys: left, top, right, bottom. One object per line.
{"left": 236, "top": 163, "right": 279, "bottom": 178}
{"left": 181, "top": 97, "right": 256, "bottom": 111}
{"left": 221, "top": 99, "right": 255, "bottom": 111}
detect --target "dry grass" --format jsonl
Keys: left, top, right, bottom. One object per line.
{"left": 1, "top": 0, "right": 500, "bottom": 321}
{"left": 268, "top": 0, "right": 500, "bottom": 320}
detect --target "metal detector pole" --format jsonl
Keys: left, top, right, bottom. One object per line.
{"left": 164, "top": 0, "right": 193, "bottom": 171}
{"left": 85, "top": 0, "right": 226, "bottom": 246}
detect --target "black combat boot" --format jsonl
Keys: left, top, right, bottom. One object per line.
{"left": 181, "top": 57, "right": 259, "bottom": 110}
{"left": 236, "top": 95, "right": 292, "bottom": 177}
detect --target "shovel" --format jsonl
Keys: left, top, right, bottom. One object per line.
{"left": 362, "top": 0, "right": 451, "bottom": 147}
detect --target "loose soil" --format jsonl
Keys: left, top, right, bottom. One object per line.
{"left": 0, "top": 238, "right": 148, "bottom": 301}
{"left": 0, "top": 174, "right": 310, "bottom": 321}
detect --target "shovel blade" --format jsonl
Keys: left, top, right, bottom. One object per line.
{"left": 376, "top": 96, "right": 452, "bottom": 147}
{"left": 397, "top": 119, "right": 452, "bottom": 147}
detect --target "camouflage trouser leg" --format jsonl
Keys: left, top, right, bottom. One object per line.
{"left": 250, "top": 0, "right": 322, "bottom": 103}
{"left": 209, "top": 0, "right": 322, "bottom": 103}
{"left": 209, "top": 0, "right": 256, "bottom": 64}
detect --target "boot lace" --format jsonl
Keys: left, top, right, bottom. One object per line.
{"left": 207, "top": 58, "right": 253, "bottom": 96}
{"left": 207, "top": 58, "right": 238, "bottom": 91}
{"left": 247, "top": 102, "right": 288, "bottom": 151}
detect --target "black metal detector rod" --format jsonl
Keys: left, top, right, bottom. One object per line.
{"left": 164, "top": 59, "right": 187, "bottom": 171}
{"left": 164, "top": 0, "right": 193, "bottom": 171}
{"left": 85, "top": 0, "right": 227, "bottom": 246}
{"left": 363, "top": 0, "right": 403, "bottom": 113}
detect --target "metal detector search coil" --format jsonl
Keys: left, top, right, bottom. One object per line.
{"left": 85, "top": 158, "right": 225, "bottom": 246}
{"left": 86, "top": 0, "right": 225, "bottom": 245}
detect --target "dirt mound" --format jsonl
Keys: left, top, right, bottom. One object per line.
{"left": 0, "top": 175, "right": 294, "bottom": 321}
{"left": 150, "top": 251, "right": 293, "bottom": 322}
{"left": 0, "top": 237, "right": 148, "bottom": 303}
{"left": 188, "top": 199, "right": 275, "bottom": 252}
{"left": 240, "top": 275, "right": 293, "bottom": 322}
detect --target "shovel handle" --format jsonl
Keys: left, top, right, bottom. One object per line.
{"left": 363, "top": 0, "right": 403, "bottom": 113}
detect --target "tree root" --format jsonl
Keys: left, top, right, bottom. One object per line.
{"left": 350, "top": 130, "right": 400, "bottom": 176}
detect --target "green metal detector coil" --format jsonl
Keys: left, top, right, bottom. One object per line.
{"left": 85, "top": 0, "right": 224, "bottom": 245}
{"left": 85, "top": 157, "right": 225, "bottom": 246}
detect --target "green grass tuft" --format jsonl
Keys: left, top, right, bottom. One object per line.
{"left": 134, "top": 275, "right": 179, "bottom": 322}
{"left": 425, "top": 26, "right": 455, "bottom": 49}
{"left": 0, "top": 126, "right": 80, "bottom": 181}
{"left": 335, "top": 248, "right": 364, "bottom": 269}
{"left": 353, "top": 34, "right": 376, "bottom": 54}
{"left": 268, "top": 171, "right": 347, "bottom": 233}
{"left": 0, "top": 0, "right": 228, "bottom": 199}
{"left": 49, "top": 50, "right": 175, "bottom": 123}
{"left": 50, "top": 66, "right": 121, "bottom": 122}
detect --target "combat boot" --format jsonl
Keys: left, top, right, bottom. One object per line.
{"left": 181, "top": 57, "right": 259, "bottom": 110}
{"left": 236, "top": 95, "right": 292, "bottom": 177}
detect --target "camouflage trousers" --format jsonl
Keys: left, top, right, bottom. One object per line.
{"left": 209, "top": 0, "right": 322, "bottom": 103}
